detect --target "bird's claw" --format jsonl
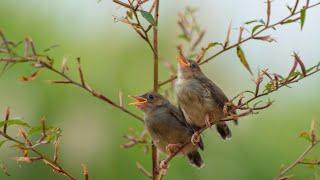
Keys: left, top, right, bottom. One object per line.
{"left": 205, "top": 113, "right": 212, "bottom": 128}
{"left": 166, "top": 143, "right": 182, "bottom": 154}
{"left": 159, "top": 160, "right": 168, "bottom": 170}
{"left": 191, "top": 131, "right": 200, "bottom": 145}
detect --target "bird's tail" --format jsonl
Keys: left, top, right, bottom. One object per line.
{"left": 187, "top": 151, "right": 204, "bottom": 168}
{"left": 216, "top": 122, "right": 232, "bottom": 140}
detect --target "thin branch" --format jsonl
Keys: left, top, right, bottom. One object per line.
{"left": 0, "top": 130, "right": 75, "bottom": 180}
{"left": 82, "top": 164, "right": 89, "bottom": 180}
{"left": 113, "top": 0, "right": 131, "bottom": 9}
{"left": 159, "top": 62, "right": 320, "bottom": 168}
{"left": 275, "top": 141, "right": 319, "bottom": 180}
{"left": 136, "top": 162, "right": 152, "bottom": 179}
{"left": 158, "top": 2, "right": 320, "bottom": 87}
{"left": 3, "top": 107, "right": 10, "bottom": 134}
{"left": 152, "top": 0, "right": 160, "bottom": 179}
{"left": 0, "top": 55, "right": 143, "bottom": 122}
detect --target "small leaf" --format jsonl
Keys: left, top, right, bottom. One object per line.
{"left": 0, "top": 119, "right": 30, "bottom": 128}
{"left": 177, "top": 34, "right": 190, "bottom": 42}
{"left": 286, "top": 5, "right": 293, "bottom": 13}
{"left": 299, "top": 131, "right": 311, "bottom": 142}
{"left": 254, "top": 35, "right": 276, "bottom": 43}
{"left": 264, "top": 82, "right": 274, "bottom": 92}
{"left": 43, "top": 44, "right": 59, "bottom": 52}
{"left": 28, "top": 126, "right": 42, "bottom": 136}
{"left": 0, "top": 140, "right": 7, "bottom": 148}
{"left": 293, "top": 52, "right": 307, "bottom": 77}
{"left": 280, "top": 19, "right": 298, "bottom": 25}
{"left": 205, "top": 42, "right": 223, "bottom": 50}
{"left": 18, "top": 70, "right": 40, "bottom": 82}
{"left": 223, "top": 21, "right": 232, "bottom": 48}
{"left": 300, "top": 8, "right": 306, "bottom": 30}
{"left": 236, "top": 46, "right": 253, "bottom": 75}
{"left": 251, "top": 25, "right": 264, "bottom": 34}
{"left": 287, "top": 71, "right": 301, "bottom": 79}
{"left": 140, "top": 10, "right": 155, "bottom": 25}
{"left": 244, "top": 20, "right": 258, "bottom": 25}
{"left": 126, "top": 10, "right": 133, "bottom": 20}
{"left": 259, "top": 19, "right": 266, "bottom": 25}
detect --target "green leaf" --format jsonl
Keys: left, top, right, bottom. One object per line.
{"left": 251, "top": 25, "right": 264, "bottom": 35}
{"left": 28, "top": 126, "right": 42, "bottom": 136}
{"left": 0, "top": 140, "right": 7, "bottom": 148}
{"left": 0, "top": 119, "right": 30, "bottom": 128}
{"left": 126, "top": 10, "right": 133, "bottom": 20}
{"left": 140, "top": 10, "right": 155, "bottom": 25}
{"left": 264, "top": 83, "right": 274, "bottom": 92}
{"left": 300, "top": 8, "right": 306, "bottom": 30}
{"left": 28, "top": 126, "right": 54, "bottom": 136}
{"left": 280, "top": 19, "right": 298, "bottom": 25}
{"left": 286, "top": 5, "right": 293, "bottom": 13}
{"left": 244, "top": 20, "right": 258, "bottom": 25}
{"left": 177, "top": 34, "right": 190, "bottom": 42}
{"left": 204, "top": 42, "right": 223, "bottom": 51}
{"left": 236, "top": 46, "right": 253, "bottom": 75}
{"left": 299, "top": 131, "right": 311, "bottom": 142}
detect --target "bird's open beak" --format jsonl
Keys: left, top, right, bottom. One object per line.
{"left": 128, "top": 95, "right": 147, "bottom": 106}
{"left": 177, "top": 55, "right": 190, "bottom": 67}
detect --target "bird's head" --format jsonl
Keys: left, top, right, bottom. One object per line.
{"left": 129, "top": 92, "right": 168, "bottom": 112}
{"left": 177, "top": 54, "right": 203, "bottom": 79}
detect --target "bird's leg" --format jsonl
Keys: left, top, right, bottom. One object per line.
{"left": 205, "top": 113, "right": 212, "bottom": 128}
{"left": 191, "top": 131, "right": 201, "bottom": 145}
{"left": 166, "top": 143, "right": 183, "bottom": 154}
{"left": 159, "top": 160, "right": 168, "bottom": 170}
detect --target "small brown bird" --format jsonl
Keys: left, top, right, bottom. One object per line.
{"left": 129, "top": 92, "right": 204, "bottom": 168}
{"left": 175, "top": 53, "right": 235, "bottom": 140}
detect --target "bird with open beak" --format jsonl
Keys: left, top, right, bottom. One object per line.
{"left": 129, "top": 92, "right": 204, "bottom": 168}
{"left": 175, "top": 49, "right": 236, "bottom": 140}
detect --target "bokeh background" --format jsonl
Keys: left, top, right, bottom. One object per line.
{"left": 0, "top": 0, "right": 320, "bottom": 179}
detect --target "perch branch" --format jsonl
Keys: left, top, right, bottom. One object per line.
{"left": 158, "top": 1, "right": 320, "bottom": 87}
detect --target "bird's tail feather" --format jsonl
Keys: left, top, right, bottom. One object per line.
{"left": 216, "top": 122, "right": 232, "bottom": 140}
{"left": 187, "top": 151, "right": 204, "bottom": 168}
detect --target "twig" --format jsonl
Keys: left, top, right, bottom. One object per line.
{"left": 3, "top": 107, "right": 10, "bottom": 134}
{"left": 160, "top": 62, "right": 320, "bottom": 168}
{"left": 136, "top": 162, "right": 152, "bottom": 179}
{"left": 275, "top": 141, "right": 319, "bottom": 179}
{"left": 158, "top": 2, "right": 320, "bottom": 87}
{"left": 0, "top": 55, "right": 143, "bottom": 122}
{"left": 82, "top": 164, "right": 89, "bottom": 180}
{"left": 152, "top": 0, "right": 160, "bottom": 179}
{"left": 0, "top": 130, "right": 75, "bottom": 180}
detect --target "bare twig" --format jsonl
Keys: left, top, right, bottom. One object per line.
{"left": 152, "top": 1, "right": 160, "bottom": 179}
{"left": 136, "top": 162, "right": 152, "bottom": 179}
{"left": 3, "top": 107, "right": 10, "bottom": 134}
{"left": 0, "top": 55, "right": 143, "bottom": 122}
{"left": 82, "top": 164, "right": 89, "bottom": 180}
{"left": 275, "top": 141, "right": 319, "bottom": 179}
{"left": 0, "top": 109, "right": 76, "bottom": 180}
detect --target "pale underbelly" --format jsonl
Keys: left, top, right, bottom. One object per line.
{"left": 181, "top": 101, "right": 224, "bottom": 128}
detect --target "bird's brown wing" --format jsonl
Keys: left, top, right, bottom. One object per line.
{"left": 168, "top": 104, "right": 204, "bottom": 150}
{"left": 195, "top": 76, "right": 229, "bottom": 110}
{"left": 196, "top": 76, "right": 238, "bottom": 125}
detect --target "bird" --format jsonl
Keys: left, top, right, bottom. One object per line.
{"left": 129, "top": 92, "right": 204, "bottom": 168}
{"left": 175, "top": 51, "right": 236, "bottom": 140}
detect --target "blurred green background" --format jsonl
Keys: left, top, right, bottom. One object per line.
{"left": 0, "top": 0, "right": 320, "bottom": 179}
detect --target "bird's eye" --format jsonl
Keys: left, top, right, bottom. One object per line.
{"left": 148, "top": 94, "right": 154, "bottom": 100}
{"left": 190, "top": 63, "right": 197, "bottom": 69}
